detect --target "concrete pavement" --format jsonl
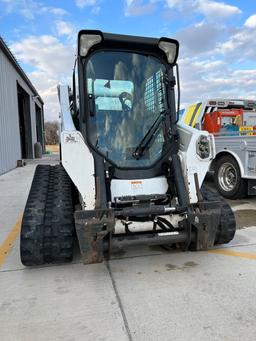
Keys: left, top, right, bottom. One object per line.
{"left": 1, "top": 156, "right": 256, "bottom": 341}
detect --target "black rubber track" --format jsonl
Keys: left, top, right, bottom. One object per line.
{"left": 201, "top": 185, "right": 236, "bottom": 245}
{"left": 20, "top": 164, "right": 75, "bottom": 266}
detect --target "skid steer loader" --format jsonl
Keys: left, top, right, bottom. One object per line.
{"left": 20, "top": 30, "right": 236, "bottom": 265}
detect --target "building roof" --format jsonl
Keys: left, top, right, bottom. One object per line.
{"left": 0, "top": 36, "right": 44, "bottom": 105}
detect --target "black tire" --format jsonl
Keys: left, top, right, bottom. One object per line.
{"left": 20, "top": 164, "right": 75, "bottom": 266}
{"left": 201, "top": 186, "right": 236, "bottom": 245}
{"left": 214, "top": 155, "right": 247, "bottom": 199}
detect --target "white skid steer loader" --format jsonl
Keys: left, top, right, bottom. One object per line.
{"left": 20, "top": 30, "right": 236, "bottom": 265}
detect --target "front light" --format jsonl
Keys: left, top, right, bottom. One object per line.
{"left": 158, "top": 40, "right": 178, "bottom": 64}
{"left": 196, "top": 135, "right": 210, "bottom": 159}
{"left": 79, "top": 34, "right": 102, "bottom": 57}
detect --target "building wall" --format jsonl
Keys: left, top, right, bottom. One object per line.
{"left": 0, "top": 48, "right": 43, "bottom": 174}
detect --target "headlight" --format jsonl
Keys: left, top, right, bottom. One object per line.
{"left": 79, "top": 34, "right": 102, "bottom": 57}
{"left": 158, "top": 39, "right": 179, "bottom": 65}
{"left": 196, "top": 135, "right": 210, "bottom": 159}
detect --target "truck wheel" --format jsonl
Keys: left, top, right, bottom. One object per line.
{"left": 214, "top": 155, "right": 247, "bottom": 199}
{"left": 201, "top": 186, "right": 236, "bottom": 245}
{"left": 20, "top": 164, "right": 75, "bottom": 266}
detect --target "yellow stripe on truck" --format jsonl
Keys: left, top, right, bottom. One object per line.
{"left": 183, "top": 104, "right": 197, "bottom": 125}
{"left": 190, "top": 103, "right": 202, "bottom": 127}
{"left": 183, "top": 103, "right": 202, "bottom": 127}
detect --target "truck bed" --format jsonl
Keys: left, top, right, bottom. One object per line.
{"left": 214, "top": 134, "right": 256, "bottom": 178}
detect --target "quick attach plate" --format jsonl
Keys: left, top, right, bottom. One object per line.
{"left": 190, "top": 201, "right": 221, "bottom": 250}
{"left": 75, "top": 209, "right": 115, "bottom": 264}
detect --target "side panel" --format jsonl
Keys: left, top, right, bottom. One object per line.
{"left": 177, "top": 121, "right": 215, "bottom": 203}
{"left": 215, "top": 136, "right": 256, "bottom": 179}
{"left": 58, "top": 85, "right": 96, "bottom": 209}
{"left": 61, "top": 131, "right": 96, "bottom": 209}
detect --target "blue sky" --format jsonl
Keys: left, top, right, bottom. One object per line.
{"left": 0, "top": 0, "right": 256, "bottom": 120}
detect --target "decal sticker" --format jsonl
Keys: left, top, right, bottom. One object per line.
{"left": 131, "top": 180, "right": 143, "bottom": 191}
{"left": 64, "top": 133, "right": 79, "bottom": 143}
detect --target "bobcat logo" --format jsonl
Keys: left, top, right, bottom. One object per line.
{"left": 64, "top": 133, "right": 78, "bottom": 143}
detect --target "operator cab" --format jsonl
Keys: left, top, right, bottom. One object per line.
{"left": 74, "top": 30, "right": 179, "bottom": 175}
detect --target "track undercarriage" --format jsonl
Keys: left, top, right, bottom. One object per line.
{"left": 20, "top": 165, "right": 235, "bottom": 266}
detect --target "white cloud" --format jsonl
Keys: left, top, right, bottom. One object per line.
{"left": 164, "top": 0, "right": 241, "bottom": 20}
{"left": 215, "top": 28, "right": 256, "bottom": 61}
{"left": 125, "top": 0, "right": 156, "bottom": 16}
{"left": 174, "top": 19, "right": 256, "bottom": 108}
{"left": 179, "top": 58, "right": 256, "bottom": 107}
{"left": 11, "top": 35, "right": 74, "bottom": 75}
{"left": 124, "top": 0, "right": 241, "bottom": 19}
{"left": 28, "top": 71, "right": 60, "bottom": 121}
{"left": 4, "top": 0, "right": 252, "bottom": 121}
{"left": 0, "top": 0, "right": 68, "bottom": 19}
{"left": 126, "top": 0, "right": 134, "bottom": 6}
{"left": 91, "top": 5, "right": 101, "bottom": 14}
{"left": 169, "top": 3, "right": 255, "bottom": 105}
{"left": 55, "top": 21, "right": 76, "bottom": 37}
{"left": 75, "top": 0, "right": 101, "bottom": 14}
{"left": 11, "top": 35, "right": 75, "bottom": 120}
{"left": 49, "top": 8, "right": 68, "bottom": 16}
{"left": 75, "top": 0, "right": 98, "bottom": 8}
{"left": 165, "top": 0, "right": 180, "bottom": 8}
{"left": 196, "top": 0, "right": 241, "bottom": 19}
{"left": 244, "top": 14, "right": 256, "bottom": 28}
{"left": 176, "top": 22, "right": 223, "bottom": 54}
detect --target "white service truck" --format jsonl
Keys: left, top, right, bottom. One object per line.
{"left": 182, "top": 99, "right": 256, "bottom": 199}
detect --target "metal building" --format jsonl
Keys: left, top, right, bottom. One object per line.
{"left": 0, "top": 36, "right": 45, "bottom": 175}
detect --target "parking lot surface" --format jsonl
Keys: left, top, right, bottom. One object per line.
{"left": 1, "top": 156, "right": 256, "bottom": 341}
